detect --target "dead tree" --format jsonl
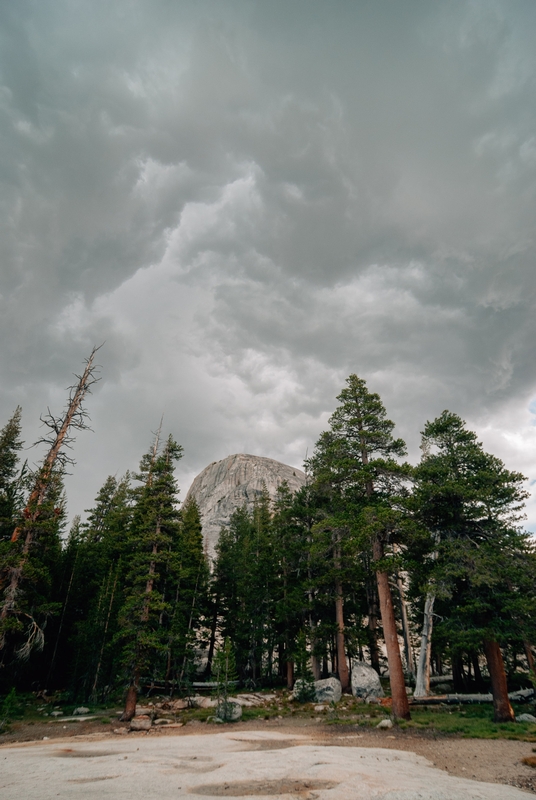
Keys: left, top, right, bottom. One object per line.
{"left": 0, "top": 346, "right": 102, "bottom": 648}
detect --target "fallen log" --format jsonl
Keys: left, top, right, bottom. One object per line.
{"left": 411, "top": 687, "right": 534, "bottom": 705}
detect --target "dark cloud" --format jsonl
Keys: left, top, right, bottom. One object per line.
{"left": 1, "top": 0, "right": 536, "bottom": 526}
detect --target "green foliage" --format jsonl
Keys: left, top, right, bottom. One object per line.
{"left": 0, "top": 688, "right": 19, "bottom": 730}
{"left": 292, "top": 630, "right": 316, "bottom": 703}
{"left": 0, "top": 407, "right": 24, "bottom": 543}
{"left": 213, "top": 637, "right": 238, "bottom": 719}
{"left": 409, "top": 411, "right": 536, "bottom": 663}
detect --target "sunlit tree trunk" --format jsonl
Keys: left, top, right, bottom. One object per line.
{"left": 483, "top": 639, "right": 514, "bottom": 723}
{"left": 374, "top": 539, "right": 411, "bottom": 720}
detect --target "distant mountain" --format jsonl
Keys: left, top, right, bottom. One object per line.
{"left": 183, "top": 453, "right": 306, "bottom": 558}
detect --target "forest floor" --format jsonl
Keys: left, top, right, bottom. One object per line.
{"left": 2, "top": 696, "right": 536, "bottom": 794}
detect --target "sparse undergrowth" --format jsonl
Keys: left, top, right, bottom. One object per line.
{"left": 2, "top": 690, "right": 536, "bottom": 742}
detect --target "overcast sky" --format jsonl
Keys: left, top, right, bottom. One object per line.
{"left": 2, "top": 0, "right": 536, "bottom": 528}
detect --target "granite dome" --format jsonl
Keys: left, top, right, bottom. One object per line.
{"left": 184, "top": 454, "right": 306, "bottom": 558}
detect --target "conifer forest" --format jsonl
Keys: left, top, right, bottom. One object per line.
{"left": 1, "top": 350, "right": 535, "bottom": 724}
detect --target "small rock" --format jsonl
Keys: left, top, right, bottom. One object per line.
{"left": 154, "top": 718, "right": 172, "bottom": 725}
{"left": 130, "top": 715, "right": 152, "bottom": 731}
{"left": 165, "top": 722, "right": 184, "bottom": 728}
{"left": 73, "top": 706, "right": 90, "bottom": 715}
{"left": 114, "top": 727, "right": 129, "bottom": 735}
{"left": 377, "top": 718, "right": 393, "bottom": 729}
{"left": 171, "top": 699, "right": 188, "bottom": 710}
{"left": 135, "top": 705, "right": 154, "bottom": 716}
{"left": 314, "top": 677, "right": 342, "bottom": 704}
{"left": 43, "top": 736, "right": 50, "bottom": 740}
{"left": 314, "top": 704, "right": 326, "bottom": 712}
{"left": 516, "top": 713, "right": 536, "bottom": 723}
{"left": 50, "top": 711, "right": 63, "bottom": 717}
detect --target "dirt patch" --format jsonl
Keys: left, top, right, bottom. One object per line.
{"left": 231, "top": 738, "right": 302, "bottom": 751}
{"left": 192, "top": 779, "right": 338, "bottom": 796}
{"left": 52, "top": 747, "right": 120, "bottom": 758}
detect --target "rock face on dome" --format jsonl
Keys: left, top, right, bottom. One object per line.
{"left": 184, "top": 453, "right": 306, "bottom": 558}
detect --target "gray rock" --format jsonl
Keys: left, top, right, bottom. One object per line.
{"left": 377, "top": 718, "right": 393, "bottom": 729}
{"left": 192, "top": 696, "right": 218, "bottom": 708}
{"left": 73, "top": 706, "right": 90, "bottom": 715}
{"left": 215, "top": 700, "right": 242, "bottom": 722}
{"left": 184, "top": 454, "right": 306, "bottom": 558}
{"left": 50, "top": 711, "right": 63, "bottom": 717}
{"left": 314, "top": 677, "right": 342, "bottom": 704}
{"left": 433, "top": 683, "right": 453, "bottom": 694}
{"left": 130, "top": 715, "right": 152, "bottom": 731}
{"left": 516, "top": 713, "right": 536, "bottom": 722}
{"left": 351, "top": 660, "right": 384, "bottom": 701}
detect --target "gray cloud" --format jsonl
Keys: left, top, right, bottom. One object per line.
{"left": 1, "top": 0, "right": 536, "bottom": 525}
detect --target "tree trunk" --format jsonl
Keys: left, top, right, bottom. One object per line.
{"left": 204, "top": 593, "right": 219, "bottom": 679}
{"left": 367, "top": 587, "right": 382, "bottom": 674}
{"left": 374, "top": 539, "right": 411, "bottom": 720}
{"left": 396, "top": 573, "right": 415, "bottom": 679}
{"left": 332, "top": 531, "right": 349, "bottom": 690}
{"left": 414, "top": 594, "right": 435, "bottom": 697}
{"left": 471, "top": 653, "right": 483, "bottom": 690}
{"left": 335, "top": 582, "right": 350, "bottom": 690}
{"left": 121, "top": 682, "right": 138, "bottom": 722}
{"left": 482, "top": 639, "right": 514, "bottom": 722}
{"left": 524, "top": 641, "right": 535, "bottom": 676}
{"left": 286, "top": 659, "right": 294, "bottom": 689}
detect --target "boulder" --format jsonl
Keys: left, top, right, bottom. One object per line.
{"left": 73, "top": 706, "right": 90, "bottom": 715}
{"left": 314, "top": 678, "right": 342, "bottom": 704}
{"left": 130, "top": 715, "right": 152, "bottom": 731}
{"left": 351, "top": 660, "right": 384, "bottom": 702}
{"left": 215, "top": 700, "right": 242, "bottom": 722}
{"left": 516, "top": 713, "right": 536, "bottom": 723}
{"left": 194, "top": 696, "right": 218, "bottom": 709}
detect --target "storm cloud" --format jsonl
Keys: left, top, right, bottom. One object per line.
{"left": 2, "top": 0, "right": 536, "bottom": 525}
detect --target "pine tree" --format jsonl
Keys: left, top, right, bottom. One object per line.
{"left": 117, "top": 433, "right": 183, "bottom": 720}
{"left": 63, "top": 474, "right": 132, "bottom": 698}
{"left": 411, "top": 411, "right": 533, "bottom": 722}
{"left": 308, "top": 375, "right": 411, "bottom": 718}
{"left": 0, "top": 408, "right": 24, "bottom": 543}
{"left": 166, "top": 496, "right": 209, "bottom": 690}
{"left": 0, "top": 349, "right": 99, "bottom": 661}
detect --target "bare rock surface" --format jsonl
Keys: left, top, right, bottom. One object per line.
{"left": 184, "top": 454, "right": 306, "bottom": 557}
{"left": 0, "top": 730, "right": 531, "bottom": 799}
